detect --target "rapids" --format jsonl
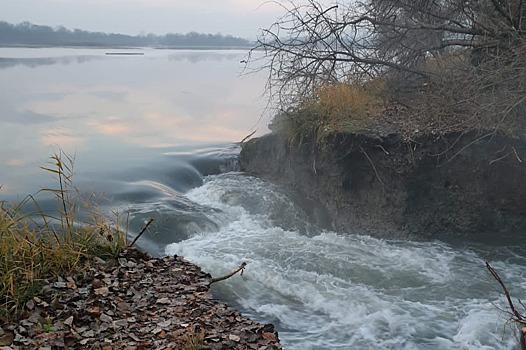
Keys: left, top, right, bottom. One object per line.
{"left": 150, "top": 161, "right": 526, "bottom": 349}
{"left": 1, "top": 47, "right": 524, "bottom": 350}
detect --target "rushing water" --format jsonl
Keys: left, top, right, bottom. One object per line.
{"left": 2, "top": 48, "right": 526, "bottom": 349}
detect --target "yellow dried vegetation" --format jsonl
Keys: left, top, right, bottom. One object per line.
{"left": 0, "top": 151, "right": 127, "bottom": 319}
{"left": 273, "top": 79, "right": 386, "bottom": 146}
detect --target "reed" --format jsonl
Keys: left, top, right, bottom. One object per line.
{"left": 0, "top": 151, "right": 127, "bottom": 319}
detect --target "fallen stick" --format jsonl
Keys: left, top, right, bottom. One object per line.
{"left": 128, "top": 218, "right": 154, "bottom": 248}
{"left": 210, "top": 262, "right": 247, "bottom": 284}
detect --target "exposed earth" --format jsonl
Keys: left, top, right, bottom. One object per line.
{"left": 240, "top": 130, "right": 526, "bottom": 240}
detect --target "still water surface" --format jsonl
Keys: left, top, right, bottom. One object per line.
{"left": 0, "top": 47, "right": 267, "bottom": 198}
{"left": 1, "top": 48, "right": 525, "bottom": 349}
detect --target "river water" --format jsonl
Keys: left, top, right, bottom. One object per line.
{"left": 1, "top": 48, "right": 525, "bottom": 349}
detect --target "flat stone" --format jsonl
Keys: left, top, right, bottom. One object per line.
{"left": 229, "top": 334, "right": 241, "bottom": 342}
{"left": 99, "top": 313, "right": 113, "bottom": 323}
{"left": 94, "top": 287, "right": 110, "bottom": 296}
{"left": 64, "top": 315, "right": 74, "bottom": 327}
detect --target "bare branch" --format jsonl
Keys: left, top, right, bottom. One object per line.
{"left": 209, "top": 262, "right": 247, "bottom": 284}
{"left": 249, "top": 0, "right": 526, "bottom": 138}
{"left": 486, "top": 260, "right": 526, "bottom": 350}
{"left": 128, "top": 218, "right": 154, "bottom": 248}
{"left": 485, "top": 260, "right": 526, "bottom": 323}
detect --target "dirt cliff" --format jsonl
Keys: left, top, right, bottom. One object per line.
{"left": 239, "top": 131, "right": 526, "bottom": 240}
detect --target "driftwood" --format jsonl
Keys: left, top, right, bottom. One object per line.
{"left": 128, "top": 218, "right": 154, "bottom": 248}
{"left": 210, "top": 262, "right": 247, "bottom": 284}
{"left": 485, "top": 261, "right": 526, "bottom": 350}
{"left": 125, "top": 218, "right": 247, "bottom": 285}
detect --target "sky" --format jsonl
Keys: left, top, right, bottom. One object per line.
{"left": 1, "top": 0, "right": 285, "bottom": 39}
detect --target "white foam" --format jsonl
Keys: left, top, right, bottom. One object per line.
{"left": 165, "top": 173, "right": 524, "bottom": 349}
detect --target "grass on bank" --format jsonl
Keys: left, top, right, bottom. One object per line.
{"left": 0, "top": 152, "right": 127, "bottom": 320}
{"left": 272, "top": 49, "right": 526, "bottom": 146}
{"left": 271, "top": 79, "right": 386, "bottom": 146}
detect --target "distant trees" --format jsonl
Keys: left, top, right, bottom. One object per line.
{"left": 251, "top": 0, "right": 526, "bottom": 135}
{"left": 160, "top": 32, "right": 250, "bottom": 47}
{"left": 0, "top": 21, "right": 251, "bottom": 48}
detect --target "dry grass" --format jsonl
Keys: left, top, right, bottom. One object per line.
{"left": 394, "top": 48, "right": 526, "bottom": 137}
{"left": 0, "top": 151, "right": 127, "bottom": 319}
{"left": 271, "top": 41, "right": 526, "bottom": 145}
{"left": 313, "top": 80, "right": 385, "bottom": 129}
{"left": 271, "top": 80, "right": 386, "bottom": 145}
{"left": 171, "top": 324, "right": 206, "bottom": 350}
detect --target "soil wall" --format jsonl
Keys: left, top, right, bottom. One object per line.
{"left": 239, "top": 131, "right": 526, "bottom": 239}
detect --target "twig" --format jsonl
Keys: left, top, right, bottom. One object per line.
{"left": 128, "top": 218, "right": 154, "bottom": 248}
{"left": 444, "top": 132, "right": 494, "bottom": 163}
{"left": 375, "top": 144, "right": 390, "bottom": 155}
{"left": 489, "top": 152, "right": 510, "bottom": 165}
{"left": 210, "top": 262, "right": 247, "bottom": 284}
{"left": 486, "top": 261, "right": 526, "bottom": 350}
{"left": 485, "top": 261, "right": 526, "bottom": 323}
{"left": 360, "top": 146, "right": 385, "bottom": 187}
{"left": 521, "top": 327, "right": 526, "bottom": 350}
{"left": 512, "top": 147, "right": 523, "bottom": 163}
{"left": 240, "top": 130, "right": 257, "bottom": 144}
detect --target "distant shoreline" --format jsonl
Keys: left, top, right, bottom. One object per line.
{"left": 0, "top": 21, "right": 254, "bottom": 50}
{"left": 0, "top": 44, "right": 254, "bottom": 51}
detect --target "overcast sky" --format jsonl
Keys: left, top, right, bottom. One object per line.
{"left": 1, "top": 0, "right": 285, "bottom": 39}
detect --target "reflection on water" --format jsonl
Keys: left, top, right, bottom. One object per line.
{"left": 0, "top": 47, "right": 269, "bottom": 198}
{"left": 0, "top": 55, "right": 100, "bottom": 70}
{"left": 0, "top": 48, "right": 249, "bottom": 69}
{"left": 167, "top": 51, "right": 243, "bottom": 63}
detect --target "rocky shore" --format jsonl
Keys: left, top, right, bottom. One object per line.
{"left": 0, "top": 249, "right": 281, "bottom": 350}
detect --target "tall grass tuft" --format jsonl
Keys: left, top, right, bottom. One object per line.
{"left": 0, "top": 151, "right": 127, "bottom": 319}
{"left": 271, "top": 80, "right": 385, "bottom": 146}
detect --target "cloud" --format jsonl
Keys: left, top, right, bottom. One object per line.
{"left": 87, "top": 0, "right": 282, "bottom": 14}
{"left": 87, "top": 115, "right": 133, "bottom": 135}
{"left": 6, "top": 158, "right": 25, "bottom": 166}
{"left": 4, "top": 111, "right": 57, "bottom": 125}
{"left": 40, "top": 127, "right": 82, "bottom": 150}
{"left": 88, "top": 91, "right": 129, "bottom": 103}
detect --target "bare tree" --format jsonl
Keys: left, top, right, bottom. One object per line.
{"left": 249, "top": 0, "right": 526, "bottom": 134}
{"left": 486, "top": 261, "right": 526, "bottom": 350}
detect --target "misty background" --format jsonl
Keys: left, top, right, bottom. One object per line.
{"left": 0, "top": 21, "right": 252, "bottom": 48}
{"left": 0, "top": 0, "right": 281, "bottom": 39}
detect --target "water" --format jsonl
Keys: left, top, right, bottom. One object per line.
{"left": 0, "top": 47, "right": 268, "bottom": 198}
{"left": 2, "top": 48, "right": 525, "bottom": 349}
{"left": 165, "top": 173, "right": 525, "bottom": 349}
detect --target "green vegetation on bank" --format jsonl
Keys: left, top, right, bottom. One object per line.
{"left": 0, "top": 152, "right": 127, "bottom": 320}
